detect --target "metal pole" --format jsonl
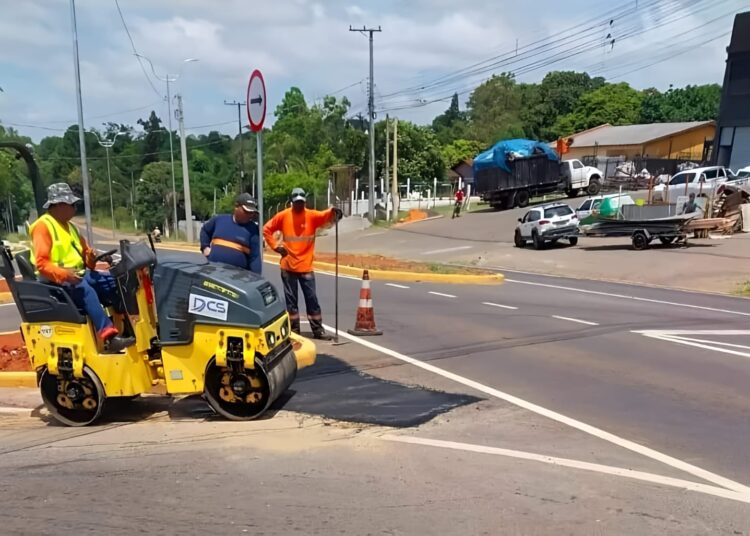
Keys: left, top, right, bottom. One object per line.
{"left": 392, "top": 118, "right": 398, "bottom": 222}
{"left": 166, "top": 78, "right": 178, "bottom": 238}
{"left": 69, "top": 0, "right": 93, "bottom": 244}
{"left": 105, "top": 146, "right": 115, "bottom": 238}
{"left": 257, "top": 131, "right": 264, "bottom": 263}
{"left": 238, "top": 103, "right": 245, "bottom": 191}
{"left": 176, "top": 94, "right": 194, "bottom": 242}
{"left": 367, "top": 30, "right": 376, "bottom": 223}
{"left": 8, "top": 194, "right": 14, "bottom": 233}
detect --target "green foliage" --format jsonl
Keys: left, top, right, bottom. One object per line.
{"left": 552, "top": 83, "right": 643, "bottom": 137}
{"left": 467, "top": 73, "right": 526, "bottom": 144}
{"left": 639, "top": 84, "right": 721, "bottom": 123}
{"left": 442, "top": 139, "right": 486, "bottom": 168}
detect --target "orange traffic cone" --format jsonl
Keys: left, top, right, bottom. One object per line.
{"left": 348, "top": 270, "right": 383, "bottom": 336}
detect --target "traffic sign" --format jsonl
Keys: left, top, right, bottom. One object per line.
{"left": 246, "top": 69, "right": 266, "bottom": 133}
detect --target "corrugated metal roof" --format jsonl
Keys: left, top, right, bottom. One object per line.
{"left": 569, "top": 121, "right": 715, "bottom": 148}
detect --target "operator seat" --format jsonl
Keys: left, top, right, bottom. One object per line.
{"left": 14, "top": 250, "right": 36, "bottom": 281}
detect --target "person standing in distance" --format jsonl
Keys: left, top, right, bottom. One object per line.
{"left": 263, "top": 187, "right": 343, "bottom": 340}
{"left": 199, "top": 193, "right": 261, "bottom": 274}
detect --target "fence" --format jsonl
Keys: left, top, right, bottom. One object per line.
{"left": 581, "top": 156, "right": 704, "bottom": 191}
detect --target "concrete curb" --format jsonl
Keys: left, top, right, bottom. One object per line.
{"left": 314, "top": 261, "right": 504, "bottom": 285}
{"left": 0, "top": 371, "right": 36, "bottom": 388}
{"left": 0, "top": 292, "right": 13, "bottom": 304}
{"left": 392, "top": 214, "right": 444, "bottom": 228}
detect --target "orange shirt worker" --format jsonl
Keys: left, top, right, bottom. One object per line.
{"left": 263, "top": 187, "right": 342, "bottom": 340}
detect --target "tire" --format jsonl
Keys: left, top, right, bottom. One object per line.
{"left": 587, "top": 178, "right": 601, "bottom": 196}
{"left": 568, "top": 236, "right": 578, "bottom": 246}
{"left": 566, "top": 188, "right": 579, "bottom": 198}
{"left": 514, "top": 230, "right": 526, "bottom": 248}
{"left": 659, "top": 236, "right": 676, "bottom": 245}
{"left": 549, "top": 239, "right": 559, "bottom": 246}
{"left": 492, "top": 203, "right": 503, "bottom": 211}
{"left": 532, "top": 230, "right": 544, "bottom": 250}
{"left": 632, "top": 232, "right": 650, "bottom": 251}
{"left": 515, "top": 189, "right": 530, "bottom": 208}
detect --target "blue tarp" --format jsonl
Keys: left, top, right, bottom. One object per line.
{"left": 473, "top": 139, "right": 559, "bottom": 175}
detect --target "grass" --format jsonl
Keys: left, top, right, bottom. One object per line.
{"left": 733, "top": 281, "right": 750, "bottom": 297}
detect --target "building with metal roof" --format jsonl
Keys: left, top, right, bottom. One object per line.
{"left": 562, "top": 120, "right": 715, "bottom": 161}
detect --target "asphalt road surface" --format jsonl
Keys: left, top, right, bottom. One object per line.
{"left": 2, "top": 246, "right": 750, "bottom": 533}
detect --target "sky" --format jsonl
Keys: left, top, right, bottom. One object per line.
{"left": 0, "top": 0, "right": 746, "bottom": 142}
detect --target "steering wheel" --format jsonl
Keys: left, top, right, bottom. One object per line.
{"left": 94, "top": 248, "right": 118, "bottom": 264}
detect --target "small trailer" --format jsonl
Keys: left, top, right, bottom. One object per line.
{"left": 578, "top": 213, "right": 696, "bottom": 250}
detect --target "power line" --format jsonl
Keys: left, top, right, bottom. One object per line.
{"left": 113, "top": 0, "right": 162, "bottom": 97}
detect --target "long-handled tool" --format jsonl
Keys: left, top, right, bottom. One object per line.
{"left": 332, "top": 197, "right": 347, "bottom": 346}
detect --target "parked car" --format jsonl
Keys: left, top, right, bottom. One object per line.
{"left": 652, "top": 166, "right": 731, "bottom": 202}
{"left": 575, "top": 193, "right": 636, "bottom": 221}
{"left": 736, "top": 166, "right": 750, "bottom": 178}
{"left": 514, "top": 203, "right": 579, "bottom": 250}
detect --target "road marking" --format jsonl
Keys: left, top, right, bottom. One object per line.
{"left": 385, "top": 283, "right": 410, "bottom": 289}
{"left": 0, "top": 407, "right": 34, "bottom": 414}
{"left": 0, "top": 303, "right": 16, "bottom": 308}
{"left": 362, "top": 232, "right": 386, "bottom": 237}
{"left": 482, "top": 302, "right": 518, "bottom": 310}
{"left": 506, "top": 279, "right": 750, "bottom": 318}
{"left": 381, "top": 435, "right": 750, "bottom": 505}
{"left": 421, "top": 246, "right": 473, "bottom": 255}
{"left": 323, "top": 323, "right": 750, "bottom": 495}
{"left": 551, "top": 315, "right": 599, "bottom": 326}
{"left": 428, "top": 291, "right": 456, "bottom": 298}
{"left": 635, "top": 330, "right": 750, "bottom": 360}
{"left": 314, "top": 270, "right": 361, "bottom": 281}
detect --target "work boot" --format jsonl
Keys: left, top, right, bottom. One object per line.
{"left": 312, "top": 330, "right": 333, "bottom": 341}
{"left": 103, "top": 335, "right": 135, "bottom": 354}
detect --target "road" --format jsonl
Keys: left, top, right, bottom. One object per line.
{"left": 1, "top": 246, "right": 750, "bottom": 532}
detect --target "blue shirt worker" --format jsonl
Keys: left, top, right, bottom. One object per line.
{"left": 200, "top": 193, "right": 261, "bottom": 274}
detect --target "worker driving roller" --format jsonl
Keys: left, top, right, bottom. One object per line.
{"left": 29, "top": 183, "right": 134, "bottom": 353}
{"left": 200, "top": 193, "right": 261, "bottom": 274}
{"left": 263, "top": 187, "right": 343, "bottom": 340}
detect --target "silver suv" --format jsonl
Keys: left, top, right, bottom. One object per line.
{"left": 515, "top": 203, "right": 579, "bottom": 250}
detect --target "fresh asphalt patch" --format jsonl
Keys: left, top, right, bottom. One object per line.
{"left": 282, "top": 353, "right": 482, "bottom": 427}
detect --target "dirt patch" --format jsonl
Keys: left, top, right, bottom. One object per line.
{"left": 314, "top": 253, "right": 492, "bottom": 275}
{"left": 0, "top": 332, "right": 31, "bottom": 372}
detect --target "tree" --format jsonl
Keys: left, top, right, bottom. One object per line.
{"left": 376, "top": 120, "right": 445, "bottom": 188}
{"left": 552, "top": 83, "right": 643, "bottom": 137}
{"left": 467, "top": 74, "right": 526, "bottom": 145}
{"left": 136, "top": 161, "right": 173, "bottom": 231}
{"left": 441, "top": 139, "right": 486, "bottom": 169}
{"left": 639, "top": 84, "right": 721, "bottom": 123}
{"left": 432, "top": 93, "right": 471, "bottom": 144}
{"left": 137, "top": 111, "right": 166, "bottom": 167}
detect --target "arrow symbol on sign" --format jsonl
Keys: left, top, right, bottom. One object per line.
{"left": 250, "top": 95, "right": 263, "bottom": 106}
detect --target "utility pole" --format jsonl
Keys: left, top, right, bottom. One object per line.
{"left": 392, "top": 118, "right": 399, "bottom": 222}
{"left": 224, "top": 100, "right": 247, "bottom": 193}
{"left": 176, "top": 94, "right": 194, "bottom": 242}
{"left": 69, "top": 0, "right": 93, "bottom": 244}
{"left": 349, "top": 25, "right": 381, "bottom": 222}
{"left": 385, "top": 114, "right": 390, "bottom": 220}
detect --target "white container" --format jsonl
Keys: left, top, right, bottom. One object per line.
{"left": 741, "top": 204, "right": 750, "bottom": 233}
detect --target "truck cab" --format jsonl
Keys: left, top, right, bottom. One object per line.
{"left": 562, "top": 159, "right": 603, "bottom": 197}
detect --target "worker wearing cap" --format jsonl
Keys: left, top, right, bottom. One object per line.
{"left": 263, "top": 187, "right": 343, "bottom": 340}
{"left": 29, "top": 183, "right": 133, "bottom": 353}
{"left": 200, "top": 193, "right": 261, "bottom": 274}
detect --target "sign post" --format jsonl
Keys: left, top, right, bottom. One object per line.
{"left": 247, "top": 69, "right": 267, "bottom": 260}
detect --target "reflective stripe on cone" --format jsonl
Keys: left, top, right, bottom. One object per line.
{"left": 348, "top": 269, "right": 382, "bottom": 336}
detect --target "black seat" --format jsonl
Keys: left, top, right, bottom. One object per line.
{"left": 15, "top": 250, "right": 36, "bottom": 281}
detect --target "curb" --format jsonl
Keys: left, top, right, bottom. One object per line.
{"left": 0, "top": 372, "right": 36, "bottom": 388}
{"left": 313, "top": 261, "right": 504, "bottom": 285}
{"left": 0, "top": 292, "right": 13, "bottom": 304}
{"left": 393, "top": 214, "right": 444, "bottom": 228}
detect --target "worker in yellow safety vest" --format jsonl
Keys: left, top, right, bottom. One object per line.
{"left": 29, "top": 183, "right": 133, "bottom": 352}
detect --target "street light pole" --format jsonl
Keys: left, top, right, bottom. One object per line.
{"left": 224, "top": 100, "right": 247, "bottom": 193}
{"left": 92, "top": 129, "right": 130, "bottom": 239}
{"left": 135, "top": 54, "right": 198, "bottom": 239}
{"left": 69, "top": 0, "right": 93, "bottom": 244}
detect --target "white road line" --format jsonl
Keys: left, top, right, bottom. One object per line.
{"left": 633, "top": 329, "right": 750, "bottom": 336}
{"left": 385, "top": 283, "right": 410, "bottom": 289}
{"left": 551, "top": 315, "right": 599, "bottom": 326}
{"left": 322, "top": 323, "right": 750, "bottom": 495}
{"left": 362, "top": 232, "right": 386, "bottom": 237}
{"left": 0, "top": 407, "right": 34, "bottom": 414}
{"left": 421, "top": 246, "right": 473, "bottom": 256}
{"left": 0, "top": 303, "right": 16, "bottom": 308}
{"left": 314, "top": 270, "right": 361, "bottom": 281}
{"left": 506, "top": 278, "right": 750, "bottom": 318}
{"left": 636, "top": 332, "right": 750, "bottom": 361}
{"left": 428, "top": 291, "right": 456, "bottom": 298}
{"left": 482, "top": 302, "right": 518, "bottom": 310}
{"left": 381, "top": 435, "right": 750, "bottom": 505}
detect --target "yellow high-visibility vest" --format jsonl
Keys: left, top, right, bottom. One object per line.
{"left": 29, "top": 214, "right": 85, "bottom": 271}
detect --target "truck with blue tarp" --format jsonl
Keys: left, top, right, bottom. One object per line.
{"left": 473, "top": 139, "right": 604, "bottom": 210}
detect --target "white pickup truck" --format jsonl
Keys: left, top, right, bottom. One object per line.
{"left": 561, "top": 159, "right": 604, "bottom": 197}
{"left": 652, "top": 166, "right": 732, "bottom": 202}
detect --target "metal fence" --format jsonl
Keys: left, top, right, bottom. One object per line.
{"left": 580, "top": 156, "right": 704, "bottom": 191}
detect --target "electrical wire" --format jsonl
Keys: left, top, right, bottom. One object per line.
{"left": 113, "top": 0, "right": 162, "bottom": 97}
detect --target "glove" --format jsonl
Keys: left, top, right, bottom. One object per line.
{"left": 275, "top": 246, "right": 289, "bottom": 258}
{"left": 332, "top": 207, "right": 344, "bottom": 221}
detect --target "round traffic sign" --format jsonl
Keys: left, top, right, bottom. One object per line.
{"left": 246, "top": 69, "right": 266, "bottom": 133}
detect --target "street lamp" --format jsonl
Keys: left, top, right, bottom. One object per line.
{"left": 91, "top": 129, "right": 130, "bottom": 239}
{"left": 134, "top": 54, "right": 198, "bottom": 239}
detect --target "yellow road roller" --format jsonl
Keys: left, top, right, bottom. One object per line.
{"left": 0, "top": 239, "right": 315, "bottom": 426}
